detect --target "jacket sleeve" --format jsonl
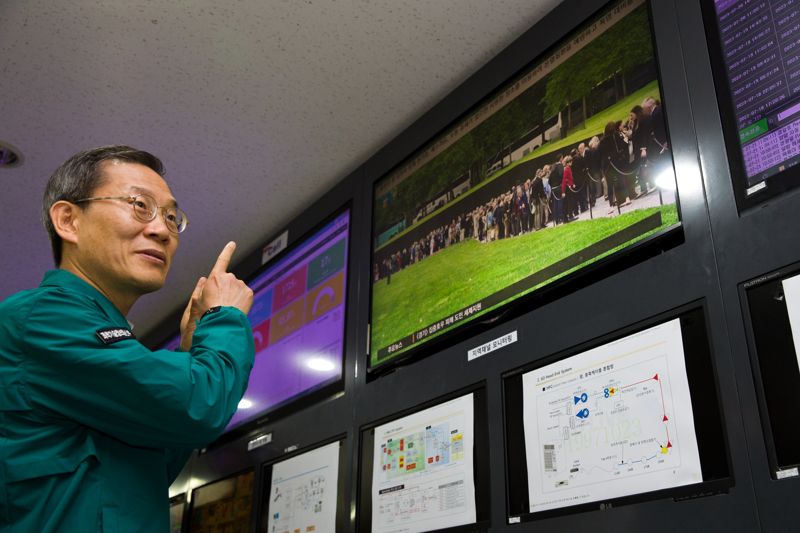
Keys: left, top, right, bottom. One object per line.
{"left": 165, "top": 448, "right": 194, "bottom": 485}
{"left": 19, "top": 289, "right": 254, "bottom": 449}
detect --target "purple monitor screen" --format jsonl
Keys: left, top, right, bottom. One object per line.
{"left": 711, "top": 0, "right": 800, "bottom": 190}
{"left": 231, "top": 209, "right": 349, "bottom": 429}
{"left": 157, "top": 209, "right": 349, "bottom": 431}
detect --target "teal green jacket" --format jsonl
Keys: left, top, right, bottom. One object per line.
{"left": 0, "top": 270, "right": 254, "bottom": 532}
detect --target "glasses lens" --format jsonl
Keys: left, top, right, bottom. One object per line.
{"left": 131, "top": 195, "right": 158, "bottom": 222}
{"left": 165, "top": 208, "right": 188, "bottom": 234}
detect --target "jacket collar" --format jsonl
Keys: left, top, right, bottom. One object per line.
{"left": 40, "top": 269, "right": 131, "bottom": 328}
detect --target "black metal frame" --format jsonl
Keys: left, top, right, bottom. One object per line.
{"left": 501, "top": 301, "right": 734, "bottom": 523}
{"left": 699, "top": 0, "right": 800, "bottom": 212}
{"left": 365, "top": 0, "right": 684, "bottom": 378}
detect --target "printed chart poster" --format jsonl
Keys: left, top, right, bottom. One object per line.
{"left": 371, "top": 394, "right": 476, "bottom": 533}
{"left": 267, "top": 441, "right": 340, "bottom": 533}
{"left": 781, "top": 273, "right": 800, "bottom": 374}
{"left": 522, "top": 318, "right": 702, "bottom": 513}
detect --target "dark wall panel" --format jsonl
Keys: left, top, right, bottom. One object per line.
{"left": 677, "top": 1, "right": 800, "bottom": 532}
{"left": 174, "top": 0, "right": 800, "bottom": 531}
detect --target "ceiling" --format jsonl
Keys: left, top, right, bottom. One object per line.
{"left": 1, "top": 0, "right": 563, "bottom": 338}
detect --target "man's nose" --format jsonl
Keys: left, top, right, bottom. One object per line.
{"left": 145, "top": 210, "right": 172, "bottom": 241}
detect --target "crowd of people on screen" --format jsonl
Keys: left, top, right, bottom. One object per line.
{"left": 374, "top": 97, "right": 668, "bottom": 283}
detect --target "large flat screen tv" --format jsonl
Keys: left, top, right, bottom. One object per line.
{"left": 231, "top": 207, "right": 350, "bottom": 430}
{"left": 702, "top": 0, "right": 800, "bottom": 210}
{"left": 369, "top": 0, "right": 681, "bottom": 371}
{"left": 741, "top": 260, "right": 800, "bottom": 478}
{"left": 188, "top": 470, "right": 255, "bottom": 533}
{"left": 358, "top": 387, "right": 490, "bottom": 533}
{"left": 503, "top": 305, "right": 731, "bottom": 521}
{"left": 157, "top": 208, "right": 350, "bottom": 436}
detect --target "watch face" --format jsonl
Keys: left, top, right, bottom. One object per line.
{"left": 203, "top": 306, "right": 221, "bottom": 318}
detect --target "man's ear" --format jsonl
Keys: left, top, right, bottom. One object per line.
{"left": 50, "top": 201, "right": 80, "bottom": 245}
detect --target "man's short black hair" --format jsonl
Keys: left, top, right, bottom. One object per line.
{"left": 42, "top": 145, "right": 165, "bottom": 265}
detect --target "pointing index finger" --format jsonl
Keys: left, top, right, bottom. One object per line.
{"left": 210, "top": 241, "right": 236, "bottom": 276}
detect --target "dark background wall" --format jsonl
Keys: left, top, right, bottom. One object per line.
{"left": 163, "top": 0, "right": 800, "bottom": 531}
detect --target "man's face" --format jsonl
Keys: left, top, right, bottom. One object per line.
{"left": 73, "top": 161, "right": 179, "bottom": 299}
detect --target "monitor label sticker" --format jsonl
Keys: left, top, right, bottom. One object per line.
{"left": 467, "top": 331, "right": 518, "bottom": 361}
{"left": 247, "top": 433, "right": 273, "bottom": 451}
{"left": 262, "top": 230, "right": 288, "bottom": 265}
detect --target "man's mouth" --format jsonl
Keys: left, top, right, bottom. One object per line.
{"left": 137, "top": 249, "right": 166, "bottom": 265}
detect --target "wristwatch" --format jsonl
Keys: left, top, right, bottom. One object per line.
{"left": 201, "top": 306, "right": 221, "bottom": 320}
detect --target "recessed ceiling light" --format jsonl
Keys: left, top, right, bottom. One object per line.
{"left": 0, "top": 141, "right": 22, "bottom": 168}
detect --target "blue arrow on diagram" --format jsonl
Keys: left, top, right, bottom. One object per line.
{"left": 576, "top": 408, "right": 590, "bottom": 419}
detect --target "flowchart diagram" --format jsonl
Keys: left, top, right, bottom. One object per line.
{"left": 379, "top": 421, "right": 464, "bottom": 479}
{"left": 268, "top": 442, "right": 340, "bottom": 533}
{"left": 372, "top": 394, "right": 476, "bottom": 533}
{"left": 522, "top": 319, "right": 702, "bottom": 512}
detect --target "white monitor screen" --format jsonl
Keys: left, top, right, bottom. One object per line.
{"left": 781, "top": 272, "right": 800, "bottom": 374}
{"left": 521, "top": 318, "right": 702, "bottom": 513}
{"left": 266, "top": 441, "right": 340, "bottom": 533}
{"left": 371, "top": 393, "right": 476, "bottom": 533}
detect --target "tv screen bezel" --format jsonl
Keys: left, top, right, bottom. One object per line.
{"left": 501, "top": 301, "right": 733, "bottom": 522}
{"left": 168, "top": 493, "right": 187, "bottom": 533}
{"left": 699, "top": 0, "right": 800, "bottom": 212}
{"left": 739, "top": 259, "right": 800, "bottom": 478}
{"left": 357, "top": 383, "right": 491, "bottom": 533}
{"left": 366, "top": 0, "right": 684, "bottom": 377}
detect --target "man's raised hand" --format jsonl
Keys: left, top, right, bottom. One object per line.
{"left": 199, "top": 241, "right": 254, "bottom": 315}
{"left": 179, "top": 241, "right": 253, "bottom": 351}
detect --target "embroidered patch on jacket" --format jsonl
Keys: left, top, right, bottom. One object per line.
{"left": 95, "top": 327, "right": 136, "bottom": 345}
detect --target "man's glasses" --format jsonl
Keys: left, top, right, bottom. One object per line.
{"left": 74, "top": 194, "right": 188, "bottom": 234}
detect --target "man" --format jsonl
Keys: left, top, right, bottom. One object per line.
{"left": 0, "top": 146, "right": 255, "bottom": 532}
{"left": 572, "top": 144, "right": 589, "bottom": 213}
{"left": 642, "top": 96, "right": 670, "bottom": 188}
{"left": 520, "top": 182, "right": 531, "bottom": 233}
{"left": 494, "top": 195, "right": 506, "bottom": 240}
{"left": 530, "top": 169, "right": 546, "bottom": 230}
{"left": 587, "top": 136, "right": 603, "bottom": 205}
{"left": 548, "top": 155, "right": 565, "bottom": 224}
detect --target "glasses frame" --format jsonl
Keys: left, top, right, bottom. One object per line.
{"left": 73, "top": 194, "right": 189, "bottom": 234}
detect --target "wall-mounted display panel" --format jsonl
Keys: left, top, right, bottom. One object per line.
{"left": 258, "top": 439, "right": 347, "bottom": 533}
{"left": 188, "top": 470, "right": 255, "bottom": 533}
{"left": 369, "top": 0, "right": 681, "bottom": 373}
{"left": 151, "top": 209, "right": 350, "bottom": 437}
{"left": 170, "top": 493, "right": 187, "bottom": 533}
{"left": 359, "top": 388, "right": 490, "bottom": 533}
{"left": 228, "top": 207, "right": 350, "bottom": 432}
{"left": 741, "top": 261, "right": 800, "bottom": 478}
{"left": 154, "top": 208, "right": 351, "bottom": 441}
{"left": 504, "top": 305, "right": 731, "bottom": 522}
{"left": 701, "top": 0, "right": 800, "bottom": 210}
